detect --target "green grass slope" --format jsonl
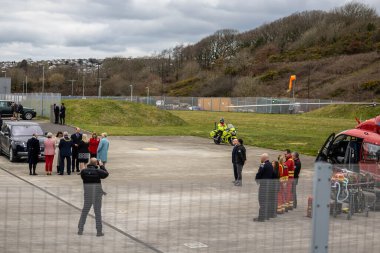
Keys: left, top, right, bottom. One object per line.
{"left": 305, "top": 104, "right": 380, "bottom": 120}
{"left": 65, "top": 99, "right": 186, "bottom": 127}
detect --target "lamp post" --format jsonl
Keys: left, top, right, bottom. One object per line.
{"left": 25, "top": 75, "right": 28, "bottom": 93}
{"left": 82, "top": 69, "right": 85, "bottom": 98}
{"left": 41, "top": 65, "right": 45, "bottom": 116}
{"left": 130, "top": 85, "right": 133, "bottom": 102}
{"left": 67, "top": 79, "right": 76, "bottom": 96}
{"left": 98, "top": 78, "right": 106, "bottom": 98}
{"left": 146, "top": 86, "right": 149, "bottom": 104}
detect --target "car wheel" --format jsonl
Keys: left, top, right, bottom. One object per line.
{"left": 9, "top": 147, "right": 16, "bottom": 162}
{"left": 24, "top": 112, "right": 33, "bottom": 120}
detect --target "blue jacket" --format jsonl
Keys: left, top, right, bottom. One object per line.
{"left": 97, "top": 138, "right": 109, "bottom": 162}
{"left": 59, "top": 137, "right": 73, "bottom": 157}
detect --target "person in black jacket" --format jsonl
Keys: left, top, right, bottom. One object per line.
{"left": 58, "top": 132, "right": 73, "bottom": 175}
{"left": 59, "top": 103, "right": 66, "bottom": 125}
{"left": 254, "top": 153, "right": 275, "bottom": 222}
{"left": 53, "top": 104, "right": 60, "bottom": 124}
{"left": 232, "top": 138, "right": 246, "bottom": 186}
{"left": 71, "top": 128, "right": 82, "bottom": 173}
{"left": 292, "top": 152, "right": 302, "bottom": 209}
{"left": 78, "top": 158, "right": 109, "bottom": 237}
{"left": 27, "top": 133, "right": 40, "bottom": 175}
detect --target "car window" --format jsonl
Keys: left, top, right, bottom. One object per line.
{"left": 0, "top": 101, "right": 6, "bottom": 107}
{"left": 11, "top": 125, "right": 44, "bottom": 136}
{"left": 7, "top": 102, "right": 12, "bottom": 107}
{"left": 362, "top": 142, "right": 380, "bottom": 161}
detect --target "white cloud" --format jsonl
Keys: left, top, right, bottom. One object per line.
{"left": 0, "top": 0, "right": 378, "bottom": 60}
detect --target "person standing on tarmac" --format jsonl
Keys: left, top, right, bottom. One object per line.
{"left": 292, "top": 152, "right": 302, "bottom": 209}
{"left": 232, "top": 138, "right": 246, "bottom": 186}
{"left": 78, "top": 158, "right": 109, "bottom": 237}
{"left": 27, "top": 133, "right": 40, "bottom": 175}
{"left": 284, "top": 149, "right": 295, "bottom": 211}
{"left": 254, "top": 153, "right": 274, "bottom": 222}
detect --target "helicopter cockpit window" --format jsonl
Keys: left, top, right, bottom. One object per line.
{"left": 330, "top": 135, "right": 362, "bottom": 166}
{"left": 362, "top": 143, "right": 380, "bottom": 161}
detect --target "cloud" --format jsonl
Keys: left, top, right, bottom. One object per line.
{"left": 0, "top": 0, "right": 379, "bottom": 60}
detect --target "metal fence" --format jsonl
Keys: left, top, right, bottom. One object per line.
{"left": 0, "top": 93, "right": 61, "bottom": 117}
{"left": 62, "top": 96, "right": 338, "bottom": 114}
{"left": 1, "top": 163, "right": 379, "bottom": 253}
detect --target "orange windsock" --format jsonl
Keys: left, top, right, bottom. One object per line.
{"left": 287, "top": 75, "right": 296, "bottom": 93}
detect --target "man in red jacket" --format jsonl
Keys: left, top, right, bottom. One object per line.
{"left": 284, "top": 149, "right": 295, "bottom": 211}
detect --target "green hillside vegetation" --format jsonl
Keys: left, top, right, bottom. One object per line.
{"left": 305, "top": 104, "right": 380, "bottom": 120}
{"left": 8, "top": 2, "right": 380, "bottom": 101}
{"left": 64, "top": 99, "right": 357, "bottom": 156}
{"left": 64, "top": 99, "right": 186, "bottom": 127}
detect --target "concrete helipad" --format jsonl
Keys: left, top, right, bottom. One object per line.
{"left": 0, "top": 134, "right": 379, "bottom": 253}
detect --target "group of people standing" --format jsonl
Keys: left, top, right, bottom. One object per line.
{"left": 11, "top": 102, "right": 23, "bottom": 121}
{"left": 231, "top": 141, "right": 302, "bottom": 222}
{"left": 53, "top": 103, "right": 66, "bottom": 125}
{"left": 27, "top": 128, "right": 110, "bottom": 176}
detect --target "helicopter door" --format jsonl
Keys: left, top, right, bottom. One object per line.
{"left": 316, "top": 133, "right": 335, "bottom": 162}
{"left": 344, "top": 141, "right": 360, "bottom": 173}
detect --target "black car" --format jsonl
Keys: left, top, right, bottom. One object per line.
{"left": 0, "top": 100, "right": 37, "bottom": 120}
{"left": 0, "top": 121, "right": 45, "bottom": 162}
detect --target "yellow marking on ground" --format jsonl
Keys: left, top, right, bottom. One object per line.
{"left": 142, "top": 148, "right": 160, "bottom": 151}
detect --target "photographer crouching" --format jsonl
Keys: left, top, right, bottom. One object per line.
{"left": 78, "top": 158, "right": 109, "bottom": 236}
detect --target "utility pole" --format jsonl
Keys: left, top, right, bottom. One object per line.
{"left": 97, "top": 78, "right": 106, "bottom": 97}
{"left": 25, "top": 75, "right": 28, "bottom": 93}
{"left": 82, "top": 69, "right": 85, "bottom": 98}
{"left": 41, "top": 65, "right": 45, "bottom": 116}
{"left": 146, "top": 86, "right": 150, "bottom": 104}
{"left": 67, "top": 79, "right": 76, "bottom": 96}
{"left": 130, "top": 84, "right": 133, "bottom": 102}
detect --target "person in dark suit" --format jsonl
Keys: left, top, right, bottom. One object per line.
{"left": 78, "top": 158, "right": 109, "bottom": 237}
{"left": 254, "top": 153, "right": 275, "bottom": 222}
{"left": 59, "top": 131, "right": 73, "bottom": 175}
{"left": 59, "top": 103, "right": 66, "bottom": 125}
{"left": 71, "top": 127, "right": 83, "bottom": 173}
{"left": 27, "top": 133, "right": 40, "bottom": 175}
{"left": 54, "top": 104, "right": 60, "bottom": 124}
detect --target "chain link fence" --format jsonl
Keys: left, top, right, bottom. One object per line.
{"left": 0, "top": 93, "right": 61, "bottom": 117}
{"left": 63, "top": 96, "right": 338, "bottom": 114}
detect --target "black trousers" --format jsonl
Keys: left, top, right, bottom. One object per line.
{"left": 59, "top": 155, "right": 71, "bottom": 174}
{"left": 54, "top": 113, "right": 59, "bottom": 123}
{"left": 292, "top": 178, "right": 298, "bottom": 208}
{"left": 28, "top": 162, "right": 37, "bottom": 174}
{"left": 72, "top": 150, "right": 79, "bottom": 171}
{"left": 236, "top": 163, "right": 243, "bottom": 182}
{"left": 78, "top": 185, "right": 103, "bottom": 233}
{"left": 60, "top": 116, "right": 65, "bottom": 125}
{"left": 232, "top": 163, "right": 238, "bottom": 181}
{"left": 258, "top": 183, "right": 269, "bottom": 220}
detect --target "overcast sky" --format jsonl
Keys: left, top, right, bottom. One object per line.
{"left": 0, "top": 0, "right": 379, "bottom": 61}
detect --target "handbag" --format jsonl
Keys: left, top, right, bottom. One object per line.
{"left": 78, "top": 153, "right": 90, "bottom": 159}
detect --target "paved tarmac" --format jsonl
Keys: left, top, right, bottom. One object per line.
{"left": 0, "top": 122, "right": 379, "bottom": 253}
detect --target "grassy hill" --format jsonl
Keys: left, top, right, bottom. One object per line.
{"left": 64, "top": 99, "right": 358, "bottom": 156}
{"left": 65, "top": 99, "right": 186, "bottom": 127}
{"left": 306, "top": 104, "right": 380, "bottom": 120}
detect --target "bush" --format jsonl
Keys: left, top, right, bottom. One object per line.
{"left": 259, "top": 70, "right": 279, "bottom": 82}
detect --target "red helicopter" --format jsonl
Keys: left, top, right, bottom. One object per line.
{"left": 316, "top": 115, "right": 380, "bottom": 210}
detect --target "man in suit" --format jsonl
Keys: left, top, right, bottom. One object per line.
{"left": 71, "top": 127, "right": 82, "bottom": 173}
{"left": 27, "top": 133, "right": 40, "bottom": 175}
{"left": 59, "top": 103, "right": 66, "bottom": 125}
{"left": 254, "top": 153, "right": 275, "bottom": 222}
{"left": 54, "top": 104, "right": 60, "bottom": 124}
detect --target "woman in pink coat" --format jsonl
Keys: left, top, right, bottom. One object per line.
{"left": 44, "top": 132, "right": 56, "bottom": 175}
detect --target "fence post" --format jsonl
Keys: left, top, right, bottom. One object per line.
{"left": 310, "top": 162, "right": 332, "bottom": 253}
